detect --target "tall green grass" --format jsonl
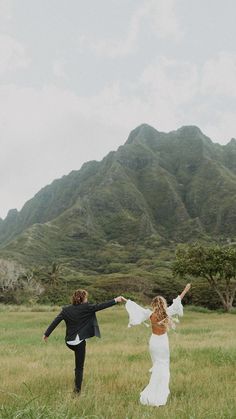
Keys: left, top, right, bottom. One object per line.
{"left": 0, "top": 304, "right": 60, "bottom": 312}
{"left": 0, "top": 306, "right": 236, "bottom": 418}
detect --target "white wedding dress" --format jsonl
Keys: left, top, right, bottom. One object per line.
{"left": 125, "top": 296, "right": 183, "bottom": 407}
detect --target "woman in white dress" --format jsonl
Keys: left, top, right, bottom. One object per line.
{"left": 125, "top": 283, "right": 191, "bottom": 407}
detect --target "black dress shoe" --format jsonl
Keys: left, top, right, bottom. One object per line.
{"left": 73, "top": 388, "right": 81, "bottom": 396}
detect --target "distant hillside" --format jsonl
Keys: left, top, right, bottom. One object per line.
{"left": 1, "top": 124, "right": 236, "bottom": 252}
{"left": 1, "top": 123, "right": 235, "bottom": 306}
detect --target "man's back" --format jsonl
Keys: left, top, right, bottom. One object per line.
{"left": 44, "top": 299, "right": 117, "bottom": 341}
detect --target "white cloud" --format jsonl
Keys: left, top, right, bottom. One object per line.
{"left": 202, "top": 111, "right": 236, "bottom": 144}
{"left": 85, "top": 4, "right": 145, "bottom": 58}
{"left": 133, "top": 55, "right": 236, "bottom": 143}
{"left": 0, "top": 34, "right": 30, "bottom": 76}
{"left": 201, "top": 51, "right": 236, "bottom": 97}
{"left": 0, "top": 83, "right": 126, "bottom": 218}
{"left": 0, "top": 0, "right": 12, "bottom": 21}
{"left": 149, "top": 0, "right": 183, "bottom": 40}
{"left": 1, "top": 48, "right": 236, "bottom": 217}
{"left": 1, "top": 0, "right": 236, "bottom": 220}
{"left": 140, "top": 57, "right": 198, "bottom": 105}
{"left": 79, "top": 0, "right": 183, "bottom": 58}
{"left": 52, "top": 60, "right": 68, "bottom": 81}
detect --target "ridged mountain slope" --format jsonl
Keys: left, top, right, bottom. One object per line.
{"left": 0, "top": 124, "right": 235, "bottom": 267}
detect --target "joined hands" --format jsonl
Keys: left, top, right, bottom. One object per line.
{"left": 115, "top": 296, "right": 127, "bottom": 303}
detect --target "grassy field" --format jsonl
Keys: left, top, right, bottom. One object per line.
{"left": 0, "top": 305, "right": 236, "bottom": 419}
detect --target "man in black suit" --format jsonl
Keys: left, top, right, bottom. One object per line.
{"left": 43, "top": 289, "right": 126, "bottom": 393}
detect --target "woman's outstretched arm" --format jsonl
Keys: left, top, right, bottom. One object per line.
{"left": 125, "top": 299, "right": 152, "bottom": 327}
{"left": 167, "top": 284, "right": 191, "bottom": 317}
{"left": 179, "top": 283, "right": 191, "bottom": 300}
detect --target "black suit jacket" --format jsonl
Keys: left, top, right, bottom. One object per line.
{"left": 44, "top": 299, "right": 117, "bottom": 341}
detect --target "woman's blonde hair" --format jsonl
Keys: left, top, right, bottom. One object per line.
{"left": 151, "top": 296, "right": 171, "bottom": 329}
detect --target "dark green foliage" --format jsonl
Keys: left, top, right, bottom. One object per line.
{"left": 173, "top": 243, "right": 236, "bottom": 311}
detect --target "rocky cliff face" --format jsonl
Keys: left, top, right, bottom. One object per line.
{"left": 0, "top": 124, "right": 235, "bottom": 267}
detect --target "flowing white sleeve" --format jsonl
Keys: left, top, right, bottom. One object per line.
{"left": 125, "top": 300, "right": 152, "bottom": 327}
{"left": 166, "top": 295, "right": 183, "bottom": 317}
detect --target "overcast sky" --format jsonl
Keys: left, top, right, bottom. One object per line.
{"left": 1, "top": 0, "right": 236, "bottom": 218}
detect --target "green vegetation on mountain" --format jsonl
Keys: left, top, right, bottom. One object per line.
{"left": 0, "top": 124, "right": 235, "bottom": 307}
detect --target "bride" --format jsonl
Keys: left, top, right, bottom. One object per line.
{"left": 125, "top": 283, "right": 191, "bottom": 407}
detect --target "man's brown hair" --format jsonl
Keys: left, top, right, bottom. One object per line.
{"left": 72, "top": 289, "right": 88, "bottom": 305}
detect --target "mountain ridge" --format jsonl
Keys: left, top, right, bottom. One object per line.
{"left": 0, "top": 124, "right": 236, "bottom": 269}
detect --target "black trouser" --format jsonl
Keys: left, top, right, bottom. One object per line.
{"left": 66, "top": 340, "right": 86, "bottom": 392}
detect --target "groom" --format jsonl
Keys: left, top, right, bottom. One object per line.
{"left": 43, "top": 289, "right": 125, "bottom": 393}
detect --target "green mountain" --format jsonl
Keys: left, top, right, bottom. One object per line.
{"left": 0, "top": 124, "right": 236, "bottom": 306}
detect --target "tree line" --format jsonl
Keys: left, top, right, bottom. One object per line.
{"left": 0, "top": 244, "right": 236, "bottom": 311}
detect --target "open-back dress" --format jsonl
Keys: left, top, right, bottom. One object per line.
{"left": 125, "top": 296, "right": 183, "bottom": 407}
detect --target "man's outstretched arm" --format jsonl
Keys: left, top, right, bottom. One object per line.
{"left": 43, "top": 310, "right": 64, "bottom": 342}
{"left": 89, "top": 296, "right": 126, "bottom": 312}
